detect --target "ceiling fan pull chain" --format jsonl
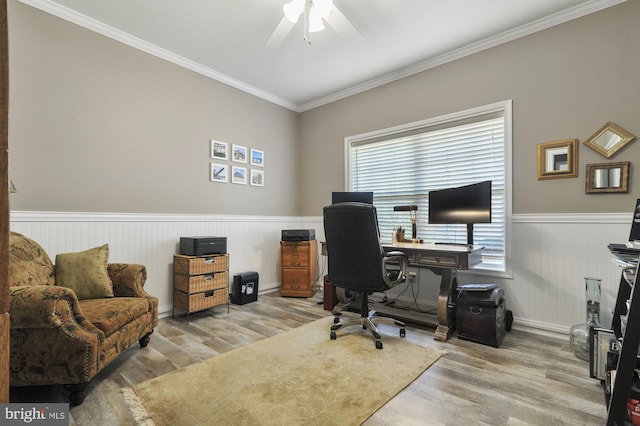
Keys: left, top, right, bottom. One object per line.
{"left": 304, "top": 0, "right": 312, "bottom": 44}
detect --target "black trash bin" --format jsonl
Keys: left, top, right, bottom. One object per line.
{"left": 231, "top": 272, "right": 259, "bottom": 305}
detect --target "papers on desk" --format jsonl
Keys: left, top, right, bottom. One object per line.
{"left": 609, "top": 243, "right": 639, "bottom": 286}
{"left": 611, "top": 257, "right": 636, "bottom": 269}
{"left": 626, "top": 240, "right": 640, "bottom": 249}
{"left": 608, "top": 243, "right": 640, "bottom": 262}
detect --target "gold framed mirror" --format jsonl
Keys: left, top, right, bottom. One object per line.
{"left": 537, "top": 139, "right": 578, "bottom": 180}
{"left": 586, "top": 162, "right": 630, "bottom": 193}
{"left": 583, "top": 122, "right": 635, "bottom": 159}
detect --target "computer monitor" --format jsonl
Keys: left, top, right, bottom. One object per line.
{"left": 331, "top": 191, "right": 374, "bottom": 204}
{"left": 428, "top": 181, "right": 492, "bottom": 245}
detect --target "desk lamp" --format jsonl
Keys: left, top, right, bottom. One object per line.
{"left": 393, "top": 205, "right": 418, "bottom": 239}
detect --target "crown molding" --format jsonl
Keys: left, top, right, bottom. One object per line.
{"left": 17, "top": 0, "right": 299, "bottom": 111}
{"left": 18, "top": 0, "right": 626, "bottom": 113}
{"left": 298, "top": 0, "right": 627, "bottom": 111}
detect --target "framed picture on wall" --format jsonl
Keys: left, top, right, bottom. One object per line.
{"left": 211, "top": 163, "right": 228, "bottom": 183}
{"left": 250, "top": 169, "right": 264, "bottom": 187}
{"left": 250, "top": 149, "right": 264, "bottom": 167}
{"left": 211, "top": 140, "right": 228, "bottom": 160}
{"left": 232, "top": 166, "right": 246, "bottom": 184}
{"left": 232, "top": 144, "right": 247, "bottom": 163}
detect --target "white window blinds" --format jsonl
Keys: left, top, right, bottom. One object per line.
{"left": 347, "top": 103, "right": 510, "bottom": 272}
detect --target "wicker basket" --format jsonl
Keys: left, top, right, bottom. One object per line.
{"left": 174, "top": 288, "right": 228, "bottom": 312}
{"left": 174, "top": 254, "right": 228, "bottom": 275}
{"left": 174, "top": 271, "right": 228, "bottom": 293}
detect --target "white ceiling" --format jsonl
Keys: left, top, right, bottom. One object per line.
{"left": 19, "top": 0, "right": 623, "bottom": 111}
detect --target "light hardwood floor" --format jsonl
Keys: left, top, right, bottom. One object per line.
{"left": 10, "top": 293, "right": 607, "bottom": 425}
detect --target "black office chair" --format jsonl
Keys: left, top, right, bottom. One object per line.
{"left": 323, "top": 202, "right": 409, "bottom": 349}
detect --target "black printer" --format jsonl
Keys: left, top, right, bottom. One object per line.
{"left": 281, "top": 229, "right": 315, "bottom": 241}
{"left": 180, "top": 236, "right": 227, "bottom": 256}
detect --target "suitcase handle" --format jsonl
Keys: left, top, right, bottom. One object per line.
{"left": 470, "top": 306, "right": 483, "bottom": 315}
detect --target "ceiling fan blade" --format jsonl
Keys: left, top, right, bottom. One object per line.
{"left": 324, "top": 7, "right": 364, "bottom": 44}
{"left": 265, "top": 16, "right": 296, "bottom": 48}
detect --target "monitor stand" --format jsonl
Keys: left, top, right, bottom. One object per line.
{"left": 434, "top": 224, "right": 475, "bottom": 247}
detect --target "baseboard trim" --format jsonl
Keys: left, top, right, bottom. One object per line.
{"left": 385, "top": 294, "right": 570, "bottom": 339}
{"left": 511, "top": 318, "right": 569, "bottom": 339}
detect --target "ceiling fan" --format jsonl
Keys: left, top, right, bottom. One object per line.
{"left": 265, "top": 0, "right": 363, "bottom": 47}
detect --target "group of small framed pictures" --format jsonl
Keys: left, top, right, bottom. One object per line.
{"left": 210, "top": 140, "right": 264, "bottom": 187}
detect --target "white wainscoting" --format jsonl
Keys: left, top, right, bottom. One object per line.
{"left": 10, "top": 211, "right": 325, "bottom": 318}
{"left": 503, "top": 213, "right": 631, "bottom": 335}
{"left": 9, "top": 211, "right": 633, "bottom": 336}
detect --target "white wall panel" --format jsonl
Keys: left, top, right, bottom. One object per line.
{"left": 462, "top": 213, "right": 631, "bottom": 335}
{"left": 10, "top": 212, "right": 324, "bottom": 318}
{"left": 9, "top": 211, "right": 633, "bottom": 336}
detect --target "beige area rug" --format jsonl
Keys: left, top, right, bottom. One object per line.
{"left": 125, "top": 316, "right": 445, "bottom": 426}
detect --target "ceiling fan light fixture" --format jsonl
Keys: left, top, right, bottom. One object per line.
{"left": 283, "top": 0, "right": 305, "bottom": 23}
{"left": 308, "top": 9, "right": 325, "bottom": 32}
{"left": 312, "top": 0, "right": 333, "bottom": 18}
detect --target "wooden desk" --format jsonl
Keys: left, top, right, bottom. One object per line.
{"left": 382, "top": 241, "right": 483, "bottom": 341}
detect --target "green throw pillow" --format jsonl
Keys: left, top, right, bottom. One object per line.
{"left": 55, "top": 244, "right": 114, "bottom": 300}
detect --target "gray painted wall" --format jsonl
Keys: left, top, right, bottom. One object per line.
{"left": 8, "top": 0, "right": 640, "bottom": 217}
{"left": 298, "top": 0, "right": 640, "bottom": 216}
{"left": 8, "top": 1, "right": 299, "bottom": 216}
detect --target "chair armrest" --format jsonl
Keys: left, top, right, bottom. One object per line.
{"left": 9, "top": 285, "right": 103, "bottom": 339}
{"left": 108, "top": 263, "right": 150, "bottom": 298}
{"left": 385, "top": 250, "right": 408, "bottom": 259}
{"left": 382, "top": 251, "right": 408, "bottom": 288}
{"left": 108, "top": 263, "right": 158, "bottom": 327}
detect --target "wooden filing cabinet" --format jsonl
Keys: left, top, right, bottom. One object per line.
{"left": 173, "top": 253, "right": 229, "bottom": 321}
{"left": 280, "top": 240, "right": 318, "bottom": 297}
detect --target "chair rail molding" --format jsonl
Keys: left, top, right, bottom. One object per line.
{"left": 9, "top": 210, "right": 632, "bottom": 335}
{"left": 10, "top": 211, "right": 324, "bottom": 318}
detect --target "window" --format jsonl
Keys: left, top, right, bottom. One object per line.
{"left": 346, "top": 101, "right": 512, "bottom": 273}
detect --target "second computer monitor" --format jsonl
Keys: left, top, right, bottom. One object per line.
{"left": 331, "top": 191, "right": 374, "bottom": 204}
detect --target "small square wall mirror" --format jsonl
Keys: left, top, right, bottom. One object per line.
{"left": 583, "top": 122, "right": 635, "bottom": 159}
{"left": 537, "top": 139, "right": 578, "bottom": 180}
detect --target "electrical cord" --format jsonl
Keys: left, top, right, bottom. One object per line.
{"left": 312, "top": 244, "right": 327, "bottom": 304}
{"left": 379, "top": 273, "right": 437, "bottom": 315}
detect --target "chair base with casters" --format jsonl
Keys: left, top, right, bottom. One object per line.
{"left": 330, "top": 291, "right": 406, "bottom": 350}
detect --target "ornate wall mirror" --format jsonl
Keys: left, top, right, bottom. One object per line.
{"left": 537, "top": 139, "right": 578, "bottom": 180}
{"left": 583, "top": 122, "right": 635, "bottom": 159}
{"left": 586, "top": 162, "right": 630, "bottom": 193}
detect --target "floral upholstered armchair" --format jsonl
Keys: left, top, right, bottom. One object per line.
{"left": 8, "top": 231, "right": 158, "bottom": 405}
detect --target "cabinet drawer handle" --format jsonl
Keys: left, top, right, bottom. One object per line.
{"left": 204, "top": 258, "right": 214, "bottom": 264}
{"left": 291, "top": 262, "right": 300, "bottom": 266}
{"left": 205, "top": 275, "right": 213, "bottom": 281}
{"left": 204, "top": 291, "right": 214, "bottom": 297}
{"left": 470, "top": 306, "right": 483, "bottom": 315}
